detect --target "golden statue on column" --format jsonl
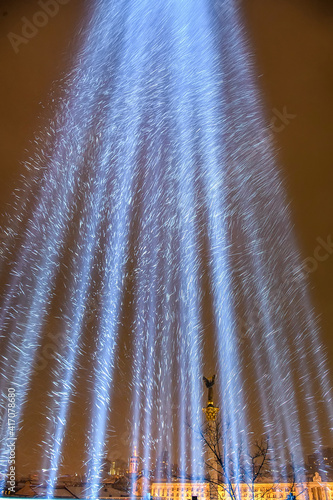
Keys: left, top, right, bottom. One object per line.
{"left": 202, "top": 375, "right": 219, "bottom": 421}
{"left": 203, "top": 375, "right": 219, "bottom": 500}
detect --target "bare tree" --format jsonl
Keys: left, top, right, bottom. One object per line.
{"left": 200, "top": 419, "right": 277, "bottom": 500}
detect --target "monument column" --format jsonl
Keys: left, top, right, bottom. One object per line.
{"left": 203, "top": 376, "right": 219, "bottom": 500}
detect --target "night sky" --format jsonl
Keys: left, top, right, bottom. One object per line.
{"left": 0, "top": 0, "right": 332, "bottom": 476}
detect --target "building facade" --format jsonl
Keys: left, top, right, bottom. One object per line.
{"left": 218, "top": 474, "right": 333, "bottom": 500}
{"left": 142, "top": 474, "right": 333, "bottom": 500}
{"left": 129, "top": 447, "right": 140, "bottom": 475}
{"left": 151, "top": 481, "right": 210, "bottom": 500}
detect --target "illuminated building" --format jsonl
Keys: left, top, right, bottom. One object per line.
{"left": 134, "top": 475, "right": 152, "bottom": 497}
{"left": 308, "top": 449, "right": 333, "bottom": 480}
{"left": 130, "top": 446, "right": 140, "bottom": 475}
{"left": 109, "top": 458, "right": 127, "bottom": 477}
{"left": 140, "top": 474, "right": 333, "bottom": 500}
{"left": 219, "top": 474, "right": 333, "bottom": 500}
{"left": 151, "top": 481, "right": 210, "bottom": 500}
